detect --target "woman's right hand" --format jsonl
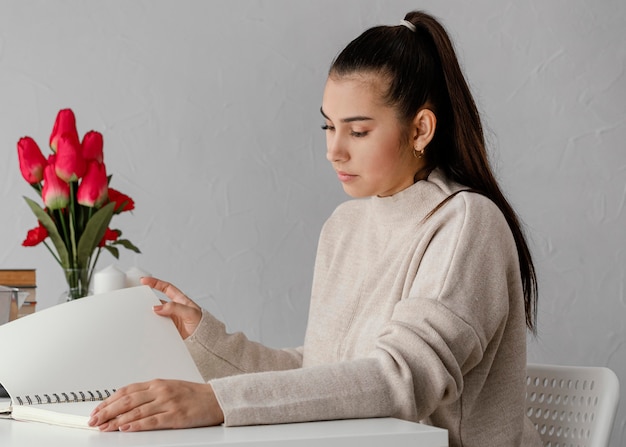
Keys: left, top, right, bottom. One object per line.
{"left": 141, "top": 277, "right": 202, "bottom": 339}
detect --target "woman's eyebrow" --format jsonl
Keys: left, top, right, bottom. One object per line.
{"left": 320, "top": 107, "right": 373, "bottom": 123}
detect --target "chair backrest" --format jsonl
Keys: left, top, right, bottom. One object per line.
{"left": 525, "top": 363, "right": 620, "bottom": 447}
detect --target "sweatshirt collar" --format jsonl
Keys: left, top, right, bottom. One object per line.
{"left": 369, "top": 168, "right": 457, "bottom": 226}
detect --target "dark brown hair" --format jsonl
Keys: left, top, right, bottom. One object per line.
{"left": 330, "top": 11, "right": 538, "bottom": 332}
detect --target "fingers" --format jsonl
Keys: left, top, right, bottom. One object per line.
{"left": 89, "top": 382, "right": 155, "bottom": 431}
{"left": 152, "top": 300, "right": 192, "bottom": 317}
{"left": 141, "top": 278, "right": 202, "bottom": 338}
{"left": 141, "top": 277, "right": 200, "bottom": 310}
{"left": 88, "top": 380, "right": 223, "bottom": 432}
{"left": 90, "top": 381, "right": 177, "bottom": 432}
{"left": 153, "top": 300, "right": 202, "bottom": 339}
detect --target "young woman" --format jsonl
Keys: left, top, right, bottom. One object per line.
{"left": 89, "top": 11, "right": 541, "bottom": 446}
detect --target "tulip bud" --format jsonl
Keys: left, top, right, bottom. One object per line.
{"left": 50, "top": 109, "right": 79, "bottom": 153}
{"left": 17, "top": 137, "right": 47, "bottom": 184}
{"left": 82, "top": 130, "right": 104, "bottom": 163}
{"left": 55, "top": 133, "right": 86, "bottom": 182}
{"left": 77, "top": 161, "right": 108, "bottom": 207}
{"left": 42, "top": 164, "right": 70, "bottom": 210}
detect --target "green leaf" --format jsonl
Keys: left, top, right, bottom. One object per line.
{"left": 76, "top": 202, "right": 116, "bottom": 268}
{"left": 102, "top": 245, "right": 120, "bottom": 259}
{"left": 113, "top": 239, "right": 141, "bottom": 253}
{"left": 24, "top": 196, "right": 70, "bottom": 268}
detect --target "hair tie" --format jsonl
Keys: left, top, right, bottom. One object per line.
{"left": 399, "top": 19, "right": 416, "bottom": 32}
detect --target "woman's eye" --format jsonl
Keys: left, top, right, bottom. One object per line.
{"left": 350, "top": 130, "right": 368, "bottom": 138}
{"left": 321, "top": 124, "right": 367, "bottom": 137}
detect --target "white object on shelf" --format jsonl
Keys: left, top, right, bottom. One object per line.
{"left": 92, "top": 264, "right": 126, "bottom": 295}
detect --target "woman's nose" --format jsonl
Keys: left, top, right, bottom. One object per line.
{"left": 326, "top": 136, "right": 348, "bottom": 163}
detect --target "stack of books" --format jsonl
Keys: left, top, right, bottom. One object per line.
{"left": 0, "top": 269, "right": 36, "bottom": 320}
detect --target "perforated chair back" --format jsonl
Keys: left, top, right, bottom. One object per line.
{"left": 526, "top": 363, "right": 620, "bottom": 447}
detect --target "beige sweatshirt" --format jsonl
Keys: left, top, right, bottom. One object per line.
{"left": 184, "top": 169, "right": 542, "bottom": 447}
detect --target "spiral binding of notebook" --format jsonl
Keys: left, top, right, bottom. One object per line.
{"left": 14, "top": 389, "right": 116, "bottom": 406}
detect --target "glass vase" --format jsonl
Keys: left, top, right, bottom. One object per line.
{"left": 60, "top": 267, "right": 91, "bottom": 302}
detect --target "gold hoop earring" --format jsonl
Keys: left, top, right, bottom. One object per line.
{"left": 413, "top": 146, "right": 425, "bottom": 159}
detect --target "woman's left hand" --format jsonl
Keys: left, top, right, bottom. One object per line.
{"left": 88, "top": 379, "right": 224, "bottom": 431}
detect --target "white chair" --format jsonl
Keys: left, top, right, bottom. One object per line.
{"left": 525, "top": 363, "right": 620, "bottom": 447}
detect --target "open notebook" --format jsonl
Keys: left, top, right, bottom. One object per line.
{"left": 0, "top": 285, "right": 204, "bottom": 429}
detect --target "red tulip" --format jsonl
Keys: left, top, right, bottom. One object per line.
{"left": 108, "top": 188, "right": 135, "bottom": 213}
{"left": 17, "top": 137, "right": 47, "bottom": 184}
{"left": 55, "top": 133, "right": 86, "bottom": 182}
{"left": 50, "top": 109, "right": 79, "bottom": 153}
{"left": 21, "top": 109, "right": 140, "bottom": 278}
{"left": 42, "top": 164, "right": 70, "bottom": 209}
{"left": 22, "top": 222, "right": 48, "bottom": 246}
{"left": 77, "top": 161, "right": 108, "bottom": 207}
{"left": 98, "top": 228, "right": 120, "bottom": 247}
{"left": 82, "top": 131, "right": 104, "bottom": 163}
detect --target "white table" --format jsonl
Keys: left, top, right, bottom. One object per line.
{"left": 0, "top": 417, "right": 447, "bottom": 446}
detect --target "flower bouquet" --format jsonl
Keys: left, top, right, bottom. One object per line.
{"left": 17, "top": 108, "right": 140, "bottom": 300}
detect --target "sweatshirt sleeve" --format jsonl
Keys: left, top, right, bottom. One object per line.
{"left": 209, "top": 193, "right": 522, "bottom": 426}
{"left": 184, "top": 309, "right": 303, "bottom": 381}
{"left": 397, "top": 193, "right": 522, "bottom": 415}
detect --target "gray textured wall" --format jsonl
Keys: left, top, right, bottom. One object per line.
{"left": 1, "top": 1, "right": 624, "bottom": 444}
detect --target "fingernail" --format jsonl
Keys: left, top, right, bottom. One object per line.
{"left": 119, "top": 424, "right": 131, "bottom": 432}
{"left": 153, "top": 304, "right": 163, "bottom": 311}
{"left": 99, "top": 423, "right": 109, "bottom": 431}
{"left": 88, "top": 417, "right": 97, "bottom": 426}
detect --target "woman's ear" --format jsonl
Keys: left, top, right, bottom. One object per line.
{"left": 412, "top": 108, "right": 437, "bottom": 152}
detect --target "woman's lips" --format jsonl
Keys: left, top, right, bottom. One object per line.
{"left": 337, "top": 171, "right": 357, "bottom": 182}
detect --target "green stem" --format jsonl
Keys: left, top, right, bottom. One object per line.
{"left": 30, "top": 182, "right": 43, "bottom": 196}
{"left": 87, "top": 247, "right": 103, "bottom": 287}
{"left": 42, "top": 241, "right": 63, "bottom": 266}
{"left": 56, "top": 208, "right": 71, "bottom": 267}
{"left": 69, "top": 182, "right": 78, "bottom": 267}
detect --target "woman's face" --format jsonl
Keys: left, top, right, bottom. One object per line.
{"left": 321, "top": 73, "right": 422, "bottom": 198}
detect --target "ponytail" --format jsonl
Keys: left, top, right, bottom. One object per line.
{"left": 330, "top": 11, "right": 538, "bottom": 332}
